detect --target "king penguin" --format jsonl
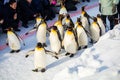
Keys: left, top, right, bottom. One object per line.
{"left": 90, "top": 17, "right": 101, "bottom": 43}
{"left": 97, "top": 14, "right": 106, "bottom": 35}
{"left": 59, "top": 1, "right": 68, "bottom": 15}
{"left": 63, "top": 14, "right": 74, "bottom": 29}
{"left": 63, "top": 27, "right": 78, "bottom": 57}
{"left": 81, "top": 6, "right": 91, "bottom": 32}
{"left": 49, "top": 26, "right": 62, "bottom": 54}
{"left": 76, "top": 21, "right": 88, "bottom": 49}
{"left": 6, "top": 27, "right": 22, "bottom": 53}
{"left": 54, "top": 14, "right": 64, "bottom": 40}
{"left": 36, "top": 17, "right": 47, "bottom": 47}
{"left": 25, "top": 42, "right": 47, "bottom": 72}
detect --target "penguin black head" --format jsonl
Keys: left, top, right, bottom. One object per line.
{"left": 81, "top": 5, "right": 87, "bottom": 11}
{"left": 78, "top": 22, "right": 82, "bottom": 25}
{"left": 6, "top": 27, "right": 13, "bottom": 31}
{"left": 97, "top": 14, "right": 101, "bottom": 18}
{"left": 52, "top": 26, "right": 58, "bottom": 30}
{"left": 77, "top": 17, "right": 81, "bottom": 22}
{"left": 58, "top": 14, "right": 64, "bottom": 21}
{"left": 37, "top": 42, "right": 43, "bottom": 48}
{"left": 66, "top": 14, "right": 70, "bottom": 19}
{"left": 67, "top": 27, "right": 73, "bottom": 31}
{"left": 93, "top": 17, "right": 97, "bottom": 22}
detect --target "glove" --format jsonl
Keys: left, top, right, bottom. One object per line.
{"left": 25, "top": 55, "right": 29, "bottom": 58}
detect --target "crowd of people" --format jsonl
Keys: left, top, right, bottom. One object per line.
{"left": 0, "top": 0, "right": 81, "bottom": 33}
{"left": 1, "top": 0, "right": 120, "bottom": 34}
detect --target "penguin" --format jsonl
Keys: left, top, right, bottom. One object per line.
{"left": 90, "top": 17, "right": 101, "bottom": 43}
{"left": 36, "top": 17, "right": 47, "bottom": 47}
{"left": 36, "top": 16, "right": 42, "bottom": 27}
{"left": 49, "top": 26, "right": 62, "bottom": 54}
{"left": 59, "top": 1, "right": 68, "bottom": 15}
{"left": 76, "top": 21, "right": 88, "bottom": 49}
{"left": 63, "top": 26, "right": 78, "bottom": 57}
{"left": 54, "top": 14, "right": 64, "bottom": 40}
{"left": 75, "top": 17, "right": 81, "bottom": 29}
{"left": 97, "top": 14, "right": 106, "bottom": 35}
{"left": 62, "top": 14, "right": 74, "bottom": 31}
{"left": 6, "top": 27, "right": 24, "bottom": 53}
{"left": 81, "top": 6, "right": 91, "bottom": 32}
{"left": 25, "top": 43, "right": 46, "bottom": 72}
{"left": 25, "top": 16, "right": 47, "bottom": 47}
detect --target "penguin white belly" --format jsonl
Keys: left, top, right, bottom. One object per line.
{"left": 81, "top": 17, "right": 89, "bottom": 32}
{"left": 59, "top": 8, "right": 67, "bottom": 15}
{"left": 8, "top": 33, "right": 20, "bottom": 50}
{"left": 34, "top": 50, "right": 46, "bottom": 69}
{"left": 64, "top": 34, "right": 77, "bottom": 54}
{"left": 97, "top": 19, "right": 105, "bottom": 35}
{"left": 77, "top": 28, "right": 88, "bottom": 47}
{"left": 90, "top": 25, "right": 100, "bottom": 42}
{"left": 36, "top": 26, "right": 46, "bottom": 43}
{"left": 49, "top": 33, "right": 61, "bottom": 53}
{"left": 57, "top": 26, "right": 64, "bottom": 40}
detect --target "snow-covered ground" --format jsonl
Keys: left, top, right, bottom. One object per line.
{"left": 1, "top": 0, "right": 120, "bottom": 80}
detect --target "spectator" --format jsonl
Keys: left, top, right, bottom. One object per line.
{"left": 99, "top": 0, "right": 119, "bottom": 30}
{"left": 64, "top": 0, "right": 77, "bottom": 11}
{"left": 17, "top": 0, "right": 37, "bottom": 28}
{"left": 41, "top": 0, "right": 55, "bottom": 20}
{"left": 1, "top": 0, "right": 20, "bottom": 33}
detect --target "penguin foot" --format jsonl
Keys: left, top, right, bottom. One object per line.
{"left": 41, "top": 68, "right": 46, "bottom": 72}
{"left": 83, "top": 46, "right": 87, "bottom": 49}
{"left": 65, "top": 53, "right": 70, "bottom": 56}
{"left": 69, "top": 54, "right": 74, "bottom": 58}
{"left": 32, "top": 69, "right": 38, "bottom": 72}
{"left": 43, "top": 43, "right": 47, "bottom": 47}
{"left": 78, "top": 47, "right": 81, "bottom": 50}
{"left": 16, "top": 50, "right": 20, "bottom": 53}
{"left": 10, "top": 50, "right": 15, "bottom": 53}
{"left": 54, "top": 56, "right": 59, "bottom": 59}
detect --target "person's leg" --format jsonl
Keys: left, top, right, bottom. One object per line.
{"left": 82, "top": 0, "right": 85, "bottom": 2}
{"left": 108, "top": 15, "right": 114, "bottom": 30}
{"left": 101, "top": 15, "right": 107, "bottom": 26}
{"left": 11, "top": 20, "right": 21, "bottom": 31}
{"left": 87, "top": 0, "right": 90, "bottom": 2}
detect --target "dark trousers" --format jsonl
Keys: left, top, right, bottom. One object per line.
{"left": 82, "top": 0, "right": 90, "bottom": 2}
{"left": 101, "top": 15, "right": 115, "bottom": 30}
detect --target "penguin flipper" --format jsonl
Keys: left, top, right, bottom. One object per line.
{"left": 26, "top": 49, "right": 35, "bottom": 57}
{"left": 25, "top": 28, "right": 37, "bottom": 35}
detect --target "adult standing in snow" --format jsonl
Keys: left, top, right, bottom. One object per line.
{"left": 99, "top": 0, "right": 119, "bottom": 30}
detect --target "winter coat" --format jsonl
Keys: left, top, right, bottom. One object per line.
{"left": 0, "top": 1, "right": 4, "bottom": 20}
{"left": 1, "top": 3, "right": 18, "bottom": 29}
{"left": 31, "top": 0, "right": 44, "bottom": 13}
{"left": 99, "top": 0, "right": 119, "bottom": 15}
{"left": 17, "top": 0, "right": 36, "bottom": 19}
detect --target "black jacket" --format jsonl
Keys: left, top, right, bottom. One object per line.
{"left": 17, "top": 0, "right": 35, "bottom": 18}
{"left": 2, "top": 3, "right": 17, "bottom": 26}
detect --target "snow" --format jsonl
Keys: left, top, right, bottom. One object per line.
{"left": 0, "top": 0, "right": 120, "bottom": 80}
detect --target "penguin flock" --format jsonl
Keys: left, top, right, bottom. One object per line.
{"left": 5, "top": 1, "right": 106, "bottom": 72}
